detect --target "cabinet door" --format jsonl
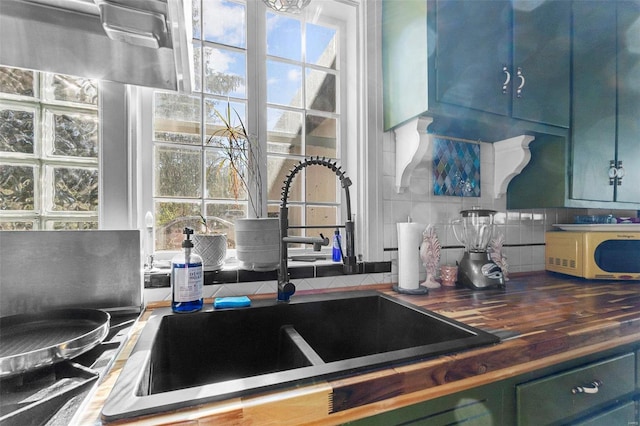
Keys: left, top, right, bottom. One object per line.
{"left": 572, "top": 401, "right": 636, "bottom": 426}
{"left": 345, "top": 381, "right": 505, "bottom": 425}
{"left": 517, "top": 353, "right": 636, "bottom": 425}
{"left": 382, "top": 0, "right": 429, "bottom": 130}
{"left": 435, "top": 0, "right": 511, "bottom": 116}
{"left": 570, "top": 2, "right": 617, "bottom": 202}
{"left": 512, "top": 0, "right": 570, "bottom": 127}
{"left": 616, "top": 1, "right": 640, "bottom": 203}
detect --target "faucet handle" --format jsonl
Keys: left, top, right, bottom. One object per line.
{"left": 278, "top": 282, "right": 296, "bottom": 302}
{"left": 313, "top": 233, "right": 330, "bottom": 251}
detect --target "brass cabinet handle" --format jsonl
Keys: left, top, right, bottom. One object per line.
{"left": 617, "top": 161, "right": 625, "bottom": 185}
{"left": 502, "top": 66, "right": 511, "bottom": 94}
{"left": 571, "top": 380, "right": 602, "bottom": 394}
{"left": 609, "top": 160, "right": 618, "bottom": 185}
{"left": 516, "top": 67, "right": 525, "bottom": 98}
{"left": 608, "top": 160, "right": 625, "bottom": 186}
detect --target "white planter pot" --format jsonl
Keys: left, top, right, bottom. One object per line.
{"left": 192, "top": 234, "right": 227, "bottom": 271}
{"left": 235, "top": 218, "right": 280, "bottom": 271}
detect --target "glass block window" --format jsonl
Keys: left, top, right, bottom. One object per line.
{"left": 0, "top": 66, "right": 99, "bottom": 230}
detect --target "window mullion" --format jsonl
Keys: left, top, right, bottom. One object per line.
{"left": 200, "top": 90, "right": 206, "bottom": 220}
{"left": 247, "top": 0, "right": 267, "bottom": 218}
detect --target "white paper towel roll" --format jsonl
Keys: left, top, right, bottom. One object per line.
{"left": 397, "top": 222, "right": 425, "bottom": 290}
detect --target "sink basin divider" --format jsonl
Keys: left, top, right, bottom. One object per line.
{"left": 102, "top": 291, "right": 501, "bottom": 422}
{"left": 280, "top": 325, "right": 326, "bottom": 366}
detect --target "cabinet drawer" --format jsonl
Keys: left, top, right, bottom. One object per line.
{"left": 517, "top": 353, "right": 635, "bottom": 425}
{"left": 573, "top": 401, "right": 636, "bottom": 426}
{"left": 637, "top": 349, "right": 640, "bottom": 389}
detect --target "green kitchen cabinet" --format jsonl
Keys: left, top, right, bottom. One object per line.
{"left": 343, "top": 381, "right": 506, "bottom": 425}
{"left": 344, "top": 346, "right": 640, "bottom": 425}
{"left": 571, "top": 402, "right": 637, "bottom": 426}
{"left": 571, "top": 1, "right": 640, "bottom": 205}
{"left": 637, "top": 348, "right": 640, "bottom": 390}
{"left": 612, "top": 0, "right": 640, "bottom": 204}
{"left": 434, "top": 0, "right": 510, "bottom": 118}
{"left": 508, "top": 1, "right": 640, "bottom": 209}
{"left": 436, "top": 0, "right": 570, "bottom": 128}
{"left": 382, "top": 0, "right": 570, "bottom": 136}
{"left": 517, "top": 353, "right": 636, "bottom": 425}
{"left": 381, "top": 0, "right": 430, "bottom": 131}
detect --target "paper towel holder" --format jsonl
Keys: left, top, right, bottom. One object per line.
{"left": 393, "top": 218, "right": 429, "bottom": 295}
{"left": 392, "top": 283, "right": 428, "bottom": 295}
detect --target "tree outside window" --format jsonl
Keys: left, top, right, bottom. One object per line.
{"left": 153, "top": 0, "right": 344, "bottom": 252}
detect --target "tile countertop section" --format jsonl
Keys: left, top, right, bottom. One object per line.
{"left": 80, "top": 272, "right": 640, "bottom": 425}
{"left": 145, "top": 261, "right": 391, "bottom": 286}
{"left": 144, "top": 261, "right": 391, "bottom": 302}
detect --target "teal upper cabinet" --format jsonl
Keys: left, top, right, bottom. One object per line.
{"left": 616, "top": 0, "right": 640, "bottom": 204}
{"left": 435, "top": 1, "right": 511, "bottom": 117}
{"left": 436, "top": 0, "right": 570, "bottom": 128}
{"left": 508, "top": 0, "right": 640, "bottom": 209}
{"left": 511, "top": 1, "right": 571, "bottom": 127}
{"left": 382, "top": 0, "right": 570, "bottom": 133}
{"left": 382, "top": 0, "right": 430, "bottom": 130}
{"left": 571, "top": 0, "right": 640, "bottom": 205}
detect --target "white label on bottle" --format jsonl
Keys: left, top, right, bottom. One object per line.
{"left": 172, "top": 263, "right": 203, "bottom": 302}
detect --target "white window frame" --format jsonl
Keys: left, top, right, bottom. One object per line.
{"left": 136, "top": 0, "right": 371, "bottom": 264}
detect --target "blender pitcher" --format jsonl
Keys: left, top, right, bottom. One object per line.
{"left": 452, "top": 208, "right": 504, "bottom": 290}
{"left": 452, "top": 208, "right": 497, "bottom": 252}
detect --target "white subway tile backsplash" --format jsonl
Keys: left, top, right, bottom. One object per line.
{"left": 384, "top": 222, "right": 396, "bottom": 248}
{"left": 493, "top": 212, "right": 507, "bottom": 225}
{"left": 144, "top": 273, "right": 390, "bottom": 303}
{"left": 520, "top": 223, "right": 533, "bottom": 244}
{"left": 410, "top": 202, "right": 432, "bottom": 225}
{"left": 379, "top": 138, "right": 610, "bottom": 278}
{"left": 393, "top": 200, "right": 414, "bottom": 223}
{"left": 505, "top": 225, "right": 521, "bottom": 245}
{"left": 506, "top": 211, "right": 521, "bottom": 224}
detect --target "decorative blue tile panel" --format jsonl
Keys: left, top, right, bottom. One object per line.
{"left": 433, "top": 137, "right": 481, "bottom": 197}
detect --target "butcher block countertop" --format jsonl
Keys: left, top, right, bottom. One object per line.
{"left": 78, "top": 272, "right": 640, "bottom": 425}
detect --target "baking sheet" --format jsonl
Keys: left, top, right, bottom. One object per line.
{"left": 0, "top": 309, "right": 110, "bottom": 377}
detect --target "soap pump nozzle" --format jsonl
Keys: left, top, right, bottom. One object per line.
{"left": 181, "top": 227, "right": 195, "bottom": 263}
{"left": 182, "top": 227, "right": 194, "bottom": 248}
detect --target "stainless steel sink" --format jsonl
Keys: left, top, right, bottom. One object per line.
{"left": 102, "top": 291, "right": 499, "bottom": 421}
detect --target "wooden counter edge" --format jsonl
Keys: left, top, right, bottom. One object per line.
{"left": 322, "top": 331, "right": 640, "bottom": 425}
{"left": 76, "top": 279, "right": 640, "bottom": 425}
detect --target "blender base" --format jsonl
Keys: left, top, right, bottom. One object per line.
{"left": 457, "top": 251, "right": 505, "bottom": 290}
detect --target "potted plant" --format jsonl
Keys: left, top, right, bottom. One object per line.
{"left": 192, "top": 215, "right": 227, "bottom": 271}
{"left": 207, "top": 103, "right": 280, "bottom": 271}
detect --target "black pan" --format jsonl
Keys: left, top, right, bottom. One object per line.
{"left": 0, "top": 308, "right": 110, "bottom": 378}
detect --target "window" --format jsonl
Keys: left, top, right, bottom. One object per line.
{"left": 151, "top": 0, "right": 354, "bottom": 253}
{"left": 0, "top": 66, "right": 99, "bottom": 230}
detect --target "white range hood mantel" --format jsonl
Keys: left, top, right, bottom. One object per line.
{"left": 392, "top": 117, "right": 535, "bottom": 198}
{"left": 0, "top": 0, "right": 192, "bottom": 91}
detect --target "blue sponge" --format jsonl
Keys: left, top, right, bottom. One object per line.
{"left": 213, "top": 296, "right": 251, "bottom": 309}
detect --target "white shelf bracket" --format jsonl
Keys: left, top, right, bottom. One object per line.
{"left": 493, "top": 134, "right": 535, "bottom": 199}
{"left": 394, "top": 116, "right": 434, "bottom": 193}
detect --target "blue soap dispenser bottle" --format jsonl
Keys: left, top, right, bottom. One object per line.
{"left": 171, "top": 227, "right": 204, "bottom": 313}
{"left": 332, "top": 228, "right": 342, "bottom": 262}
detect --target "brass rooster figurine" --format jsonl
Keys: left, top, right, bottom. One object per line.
{"left": 420, "top": 224, "right": 441, "bottom": 288}
{"left": 489, "top": 232, "right": 509, "bottom": 281}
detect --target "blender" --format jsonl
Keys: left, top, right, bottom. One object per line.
{"left": 452, "top": 208, "right": 505, "bottom": 289}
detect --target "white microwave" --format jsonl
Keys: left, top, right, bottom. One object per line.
{"left": 545, "top": 231, "right": 640, "bottom": 280}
